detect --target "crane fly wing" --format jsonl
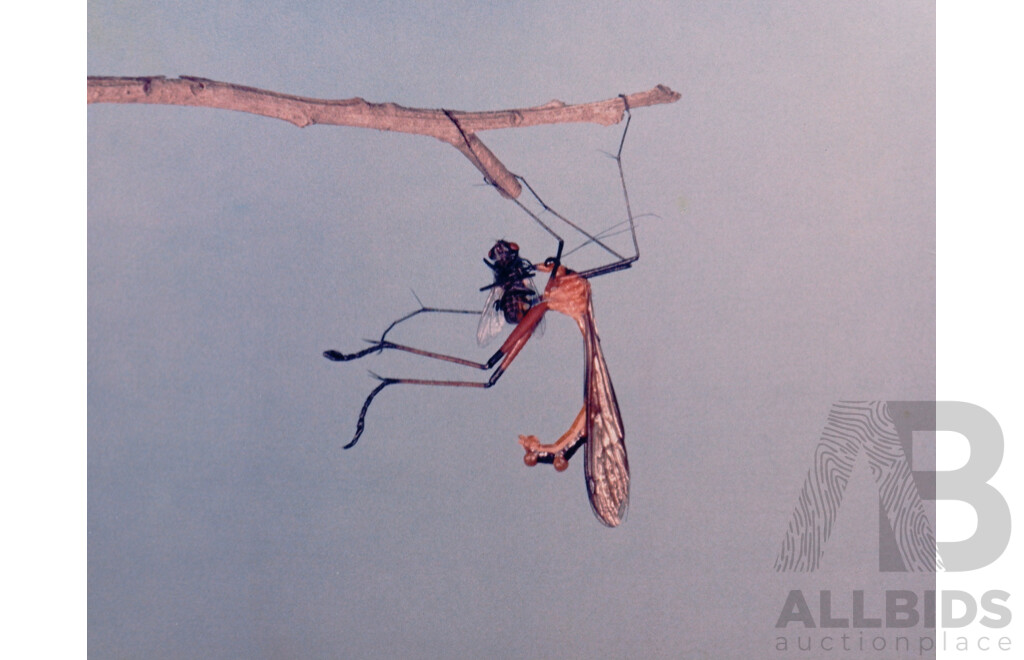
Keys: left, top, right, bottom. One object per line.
{"left": 581, "top": 302, "right": 629, "bottom": 527}
{"left": 476, "top": 285, "right": 506, "bottom": 347}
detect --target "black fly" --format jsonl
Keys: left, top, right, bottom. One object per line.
{"left": 476, "top": 240, "right": 542, "bottom": 346}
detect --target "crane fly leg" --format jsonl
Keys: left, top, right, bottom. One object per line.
{"left": 333, "top": 303, "right": 548, "bottom": 448}
{"left": 326, "top": 340, "right": 500, "bottom": 370}
{"left": 324, "top": 305, "right": 483, "bottom": 364}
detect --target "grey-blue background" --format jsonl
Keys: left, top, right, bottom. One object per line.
{"left": 89, "top": 2, "right": 934, "bottom": 657}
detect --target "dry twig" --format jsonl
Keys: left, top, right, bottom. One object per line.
{"left": 88, "top": 76, "right": 680, "bottom": 198}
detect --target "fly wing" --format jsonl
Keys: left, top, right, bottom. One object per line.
{"left": 582, "top": 303, "right": 629, "bottom": 527}
{"left": 476, "top": 285, "right": 506, "bottom": 347}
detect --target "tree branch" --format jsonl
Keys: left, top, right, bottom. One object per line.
{"left": 87, "top": 76, "right": 680, "bottom": 198}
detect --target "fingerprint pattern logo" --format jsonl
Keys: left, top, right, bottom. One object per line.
{"left": 774, "top": 401, "right": 940, "bottom": 572}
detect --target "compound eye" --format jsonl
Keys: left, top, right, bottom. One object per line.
{"left": 508, "top": 242, "right": 519, "bottom": 252}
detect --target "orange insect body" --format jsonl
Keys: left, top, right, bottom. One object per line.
{"left": 516, "top": 262, "right": 630, "bottom": 527}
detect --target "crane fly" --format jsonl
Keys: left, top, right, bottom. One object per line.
{"left": 325, "top": 101, "right": 639, "bottom": 526}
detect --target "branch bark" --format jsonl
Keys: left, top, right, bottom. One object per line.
{"left": 88, "top": 76, "right": 680, "bottom": 198}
